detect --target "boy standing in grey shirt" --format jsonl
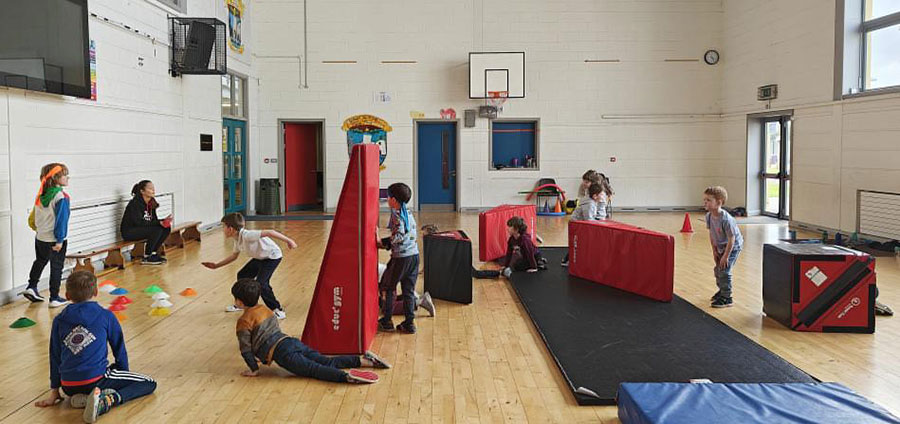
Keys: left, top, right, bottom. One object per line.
{"left": 704, "top": 186, "right": 743, "bottom": 308}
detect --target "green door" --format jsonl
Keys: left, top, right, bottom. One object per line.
{"left": 223, "top": 119, "right": 247, "bottom": 214}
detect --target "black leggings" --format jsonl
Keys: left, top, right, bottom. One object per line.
{"left": 28, "top": 239, "right": 67, "bottom": 297}
{"left": 122, "top": 226, "right": 171, "bottom": 256}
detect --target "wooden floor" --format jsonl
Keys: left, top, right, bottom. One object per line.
{"left": 1, "top": 212, "right": 898, "bottom": 423}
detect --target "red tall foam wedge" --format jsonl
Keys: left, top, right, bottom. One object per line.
{"left": 301, "top": 144, "right": 380, "bottom": 355}
{"left": 680, "top": 212, "right": 694, "bottom": 233}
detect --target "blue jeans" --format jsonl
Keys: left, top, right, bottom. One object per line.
{"left": 61, "top": 367, "right": 156, "bottom": 404}
{"left": 714, "top": 249, "right": 741, "bottom": 298}
{"left": 237, "top": 258, "right": 282, "bottom": 310}
{"left": 272, "top": 338, "right": 360, "bottom": 383}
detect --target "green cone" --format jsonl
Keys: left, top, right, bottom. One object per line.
{"left": 10, "top": 317, "right": 36, "bottom": 328}
{"left": 143, "top": 285, "right": 163, "bottom": 294}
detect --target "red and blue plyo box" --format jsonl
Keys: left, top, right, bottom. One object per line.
{"left": 763, "top": 243, "right": 876, "bottom": 333}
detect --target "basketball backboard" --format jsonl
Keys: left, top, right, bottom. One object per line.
{"left": 469, "top": 52, "right": 525, "bottom": 99}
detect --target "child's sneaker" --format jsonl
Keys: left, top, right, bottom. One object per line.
{"left": 711, "top": 297, "right": 734, "bottom": 308}
{"left": 560, "top": 259, "right": 569, "bottom": 267}
{"left": 875, "top": 301, "right": 894, "bottom": 316}
{"left": 141, "top": 254, "right": 164, "bottom": 265}
{"left": 346, "top": 369, "right": 379, "bottom": 384}
{"left": 49, "top": 296, "right": 70, "bottom": 308}
{"left": 502, "top": 267, "right": 512, "bottom": 278}
{"left": 69, "top": 389, "right": 114, "bottom": 409}
{"left": 396, "top": 321, "right": 416, "bottom": 334}
{"left": 83, "top": 387, "right": 121, "bottom": 423}
{"left": 364, "top": 351, "right": 392, "bottom": 369}
{"left": 273, "top": 308, "right": 286, "bottom": 320}
{"left": 21, "top": 287, "right": 45, "bottom": 302}
{"left": 225, "top": 304, "right": 241, "bottom": 312}
{"left": 710, "top": 291, "right": 722, "bottom": 302}
{"left": 68, "top": 393, "right": 88, "bottom": 408}
{"left": 419, "top": 292, "right": 436, "bottom": 317}
{"left": 378, "top": 320, "right": 395, "bottom": 332}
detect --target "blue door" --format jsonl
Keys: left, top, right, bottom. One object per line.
{"left": 223, "top": 119, "right": 247, "bottom": 214}
{"left": 417, "top": 122, "right": 456, "bottom": 208}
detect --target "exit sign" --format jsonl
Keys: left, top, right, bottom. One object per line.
{"left": 758, "top": 84, "right": 778, "bottom": 101}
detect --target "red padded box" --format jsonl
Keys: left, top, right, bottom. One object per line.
{"left": 568, "top": 220, "right": 674, "bottom": 302}
{"left": 478, "top": 204, "right": 537, "bottom": 262}
{"left": 763, "top": 244, "right": 875, "bottom": 333}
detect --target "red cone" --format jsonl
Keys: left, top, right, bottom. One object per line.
{"left": 680, "top": 212, "right": 694, "bottom": 233}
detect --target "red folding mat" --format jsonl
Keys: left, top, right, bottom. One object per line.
{"left": 478, "top": 204, "right": 537, "bottom": 262}
{"left": 301, "top": 144, "right": 379, "bottom": 354}
{"left": 568, "top": 220, "right": 675, "bottom": 302}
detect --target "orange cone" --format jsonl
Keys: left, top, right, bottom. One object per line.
{"left": 680, "top": 212, "right": 694, "bottom": 233}
{"left": 554, "top": 200, "right": 562, "bottom": 213}
{"left": 179, "top": 288, "right": 197, "bottom": 297}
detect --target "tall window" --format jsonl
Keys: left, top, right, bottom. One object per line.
{"left": 862, "top": 1, "right": 900, "bottom": 90}
{"left": 221, "top": 74, "right": 246, "bottom": 118}
{"left": 839, "top": 0, "right": 900, "bottom": 96}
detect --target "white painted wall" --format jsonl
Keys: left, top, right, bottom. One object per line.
{"left": 721, "top": 0, "right": 900, "bottom": 233}
{"left": 253, "top": 0, "right": 726, "bottom": 210}
{"left": 0, "top": 0, "right": 233, "bottom": 295}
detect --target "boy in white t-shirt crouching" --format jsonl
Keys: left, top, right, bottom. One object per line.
{"left": 203, "top": 213, "right": 297, "bottom": 319}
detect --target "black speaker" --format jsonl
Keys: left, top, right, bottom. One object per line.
{"left": 169, "top": 17, "right": 226, "bottom": 76}
{"left": 184, "top": 21, "right": 215, "bottom": 69}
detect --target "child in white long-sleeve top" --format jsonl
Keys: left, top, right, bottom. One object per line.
{"left": 203, "top": 213, "right": 297, "bottom": 319}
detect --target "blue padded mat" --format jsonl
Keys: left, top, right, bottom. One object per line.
{"left": 618, "top": 382, "right": 900, "bottom": 424}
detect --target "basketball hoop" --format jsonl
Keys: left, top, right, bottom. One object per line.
{"left": 487, "top": 90, "right": 509, "bottom": 112}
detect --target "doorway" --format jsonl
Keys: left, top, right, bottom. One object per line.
{"left": 415, "top": 121, "right": 458, "bottom": 211}
{"left": 282, "top": 121, "right": 324, "bottom": 212}
{"left": 223, "top": 118, "right": 247, "bottom": 214}
{"left": 760, "top": 116, "right": 791, "bottom": 219}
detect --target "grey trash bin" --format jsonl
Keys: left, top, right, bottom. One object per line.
{"left": 257, "top": 179, "right": 281, "bottom": 215}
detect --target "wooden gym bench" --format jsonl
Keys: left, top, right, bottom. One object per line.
{"left": 68, "top": 239, "right": 169, "bottom": 276}
{"left": 164, "top": 221, "right": 202, "bottom": 249}
{"left": 61, "top": 193, "right": 202, "bottom": 276}
{"left": 67, "top": 222, "right": 202, "bottom": 276}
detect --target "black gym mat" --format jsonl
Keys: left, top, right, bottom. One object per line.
{"left": 508, "top": 247, "right": 817, "bottom": 406}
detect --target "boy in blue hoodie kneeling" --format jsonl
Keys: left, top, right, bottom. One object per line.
{"left": 35, "top": 270, "right": 156, "bottom": 423}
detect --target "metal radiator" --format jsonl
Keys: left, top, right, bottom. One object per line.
{"left": 857, "top": 190, "right": 900, "bottom": 241}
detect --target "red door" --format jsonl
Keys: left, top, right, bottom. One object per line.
{"left": 284, "top": 123, "right": 319, "bottom": 210}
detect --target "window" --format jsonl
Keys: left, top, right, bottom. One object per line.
{"left": 490, "top": 120, "right": 539, "bottom": 170}
{"left": 839, "top": 0, "right": 900, "bottom": 95}
{"left": 221, "top": 74, "right": 246, "bottom": 118}
{"left": 863, "top": 1, "right": 900, "bottom": 90}
{"left": 153, "top": 0, "right": 187, "bottom": 13}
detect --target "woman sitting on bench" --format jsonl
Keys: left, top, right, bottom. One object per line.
{"left": 121, "top": 180, "right": 172, "bottom": 265}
